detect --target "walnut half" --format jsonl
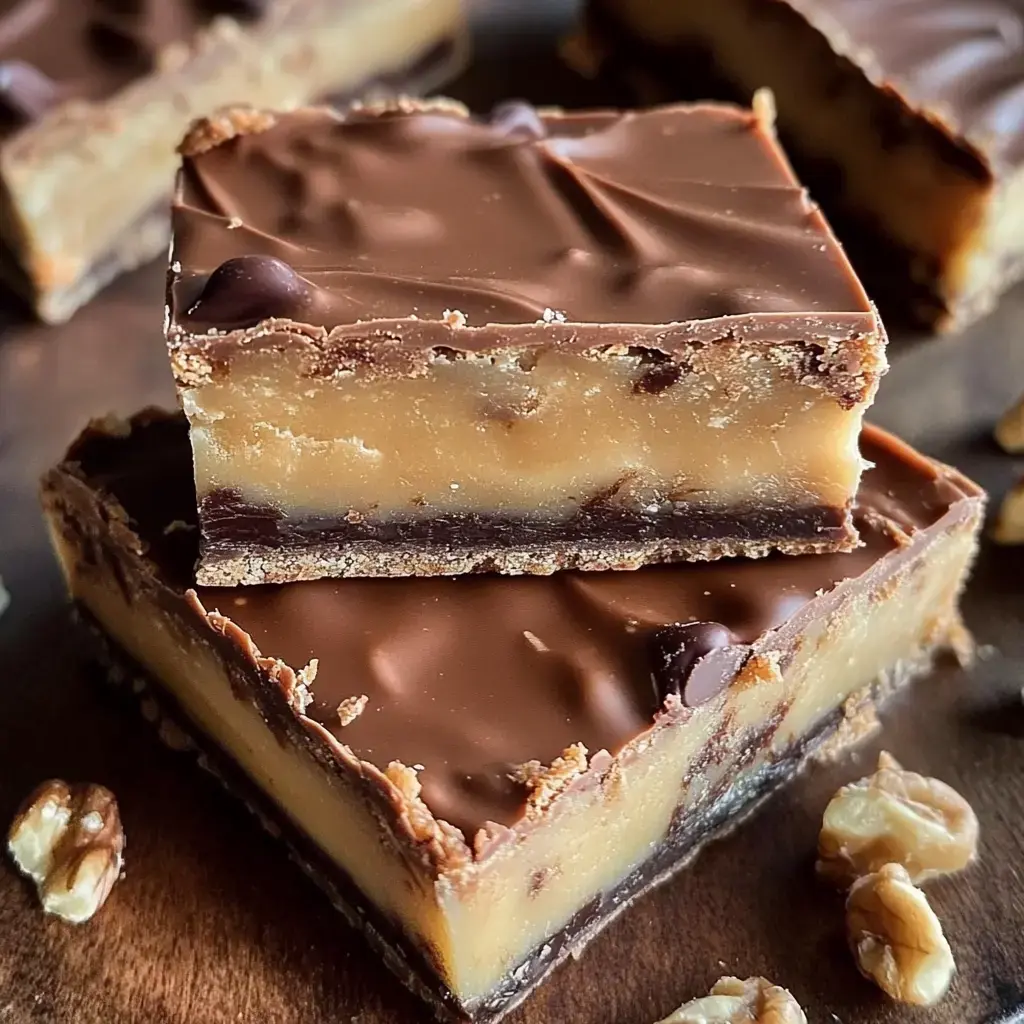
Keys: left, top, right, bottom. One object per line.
{"left": 658, "top": 976, "right": 807, "bottom": 1024}
{"left": 846, "top": 863, "right": 955, "bottom": 1006}
{"left": 817, "top": 752, "right": 978, "bottom": 887}
{"left": 7, "top": 780, "right": 124, "bottom": 923}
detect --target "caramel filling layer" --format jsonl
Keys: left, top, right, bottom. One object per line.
{"left": 183, "top": 347, "right": 864, "bottom": 520}
{"left": 49, "top": 511, "right": 976, "bottom": 1007}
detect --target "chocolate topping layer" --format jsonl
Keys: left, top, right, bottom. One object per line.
{"left": 169, "top": 101, "right": 875, "bottom": 335}
{"left": 0, "top": 0, "right": 268, "bottom": 135}
{"left": 780, "top": 0, "right": 1024, "bottom": 170}
{"left": 62, "top": 412, "right": 981, "bottom": 837}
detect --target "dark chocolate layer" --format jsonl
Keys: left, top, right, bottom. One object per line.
{"left": 169, "top": 101, "right": 875, "bottom": 334}
{"left": 0, "top": 0, "right": 268, "bottom": 135}
{"left": 59, "top": 411, "right": 982, "bottom": 837}
{"left": 198, "top": 487, "right": 849, "bottom": 556}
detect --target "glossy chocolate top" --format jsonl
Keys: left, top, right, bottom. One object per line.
{"left": 66, "top": 412, "right": 981, "bottom": 837}
{"left": 787, "top": 0, "right": 1024, "bottom": 169}
{"left": 0, "top": 0, "right": 268, "bottom": 136}
{"left": 169, "top": 101, "right": 874, "bottom": 335}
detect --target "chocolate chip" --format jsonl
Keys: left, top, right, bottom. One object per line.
{"left": 0, "top": 62, "right": 59, "bottom": 128}
{"left": 633, "top": 362, "right": 682, "bottom": 395}
{"left": 489, "top": 100, "right": 547, "bottom": 141}
{"left": 649, "top": 622, "right": 748, "bottom": 708}
{"left": 187, "top": 255, "right": 317, "bottom": 330}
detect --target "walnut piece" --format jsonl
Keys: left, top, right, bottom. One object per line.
{"left": 7, "top": 780, "right": 124, "bottom": 923}
{"left": 658, "top": 976, "right": 806, "bottom": 1024}
{"left": 992, "top": 477, "right": 1024, "bottom": 545}
{"left": 846, "top": 863, "right": 954, "bottom": 1006}
{"left": 994, "top": 392, "right": 1024, "bottom": 453}
{"left": 817, "top": 751, "right": 978, "bottom": 886}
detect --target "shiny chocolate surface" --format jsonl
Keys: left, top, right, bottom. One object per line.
{"left": 170, "top": 101, "right": 874, "bottom": 333}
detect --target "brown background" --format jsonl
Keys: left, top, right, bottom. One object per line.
{"left": 2, "top": 2, "right": 1024, "bottom": 1022}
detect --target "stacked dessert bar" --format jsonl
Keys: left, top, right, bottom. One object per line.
{"left": 41, "top": 98, "right": 985, "bottom": 1021}
{"left": 573, "top": 0, "right": 1024, "bottom": 330}
{"left": 0, "top": 0, "right": 465, "bottom": 323}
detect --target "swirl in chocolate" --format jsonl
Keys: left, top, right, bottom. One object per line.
{"left": 170, "top": 101, "right": 873, "bottom": 333}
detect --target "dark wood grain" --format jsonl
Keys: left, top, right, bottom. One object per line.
{"left": 2, "top": 3, "right": 1024, "bottom": 1022}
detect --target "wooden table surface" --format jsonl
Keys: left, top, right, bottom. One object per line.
{"left": 2, "top": 3, "right": 1024, "bottom": 1022}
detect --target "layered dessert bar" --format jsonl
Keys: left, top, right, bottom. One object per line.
{"left": 0, "top": 0, "right": 465, "bottom": 323}
{"left": 42, "top": 409, "right": 983, "bottom": 1022}
{"left": 574, "top": 0, "right": 1024, "bottom": 329}
{"left": 167, "top": 99, "right": 887, "bottom": 586}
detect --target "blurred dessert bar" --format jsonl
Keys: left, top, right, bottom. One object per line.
{"left": 574, "top": 0, "right": 1024, "bottom": 329}
{"left": 41, "top": 409, "right": 983, "bottom": 1022}
{"left": 166, "top": 99, "right": 887, "bottom": 586}
{"left": 0, "top": 0, "right": 465, "bottom": 323}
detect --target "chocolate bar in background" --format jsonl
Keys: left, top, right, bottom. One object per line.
{"left": 0, "top": 0, "right": 466, "bottom": 323}
{"left": 167, "top": 99, "right": 886, "bottom": 586}
{"left": 41, "top": 409, "right": 983, "bottom": 1022}
{"left": 573, "top": 0, "right": 1024, "bottom": 330}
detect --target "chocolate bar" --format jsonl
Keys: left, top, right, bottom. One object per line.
{"left": 0, "top": 0, "right": 465, "bottom": 322}
{"left": 575, "top": 0, "right": 1024, "bottom": 328}
{"left": 166, "top": 99, "right": 887, "bottom": 585}
{"left": 41, "top": 409, "right": 983, "bottom": 1022}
